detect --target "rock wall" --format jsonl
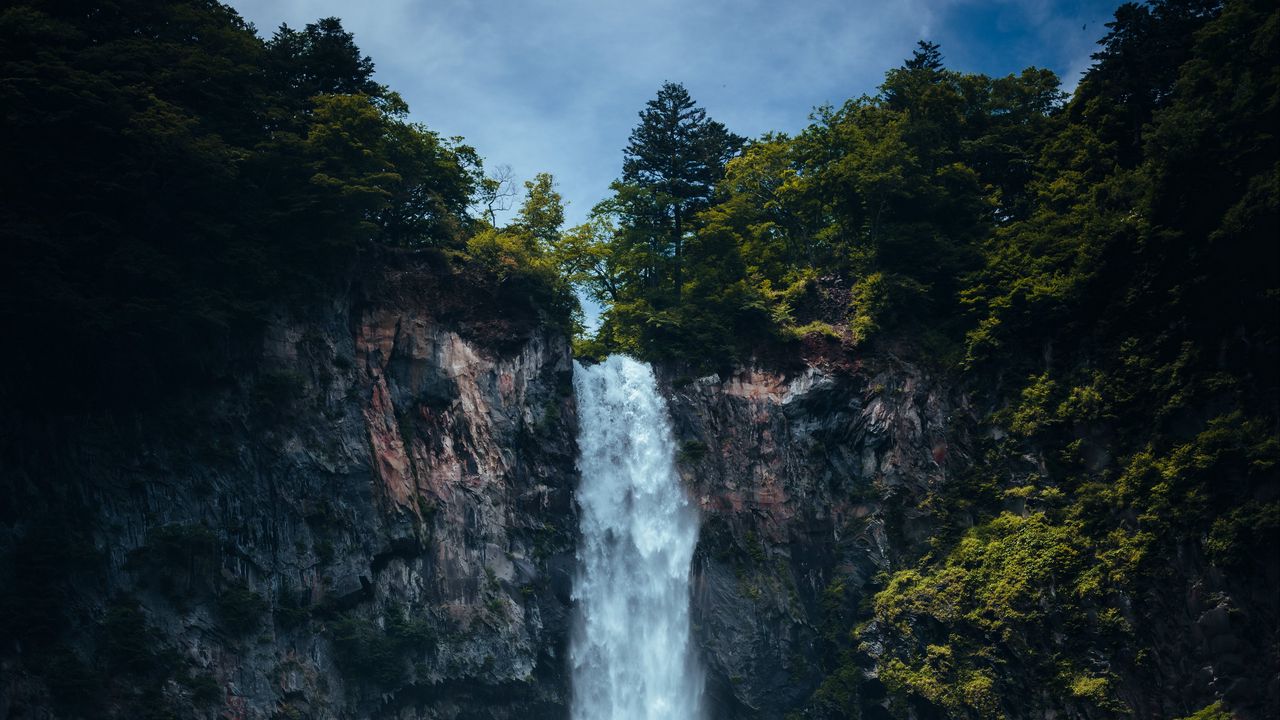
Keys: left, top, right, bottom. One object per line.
{"left": 0, "top": 258, "right": 580, "bottom": 720}
{"left": 658, "top": 356, "right": 969, "bottom": 718}
{"left": 2, "top": 255, "right": 978, "bottom": 720}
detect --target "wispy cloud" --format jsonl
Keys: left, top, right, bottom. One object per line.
{"left": 228, "top": 0, "right": 1118, "bottom": 225}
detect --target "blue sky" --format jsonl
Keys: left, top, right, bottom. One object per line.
{"left": 228, "top": 0, "right": 1121, "bottom": 229}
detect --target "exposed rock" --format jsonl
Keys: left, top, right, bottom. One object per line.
{"left": 0, "top": 259, "right": 580, "bottom": 720}
{"left": 658, "top": 356, "right": 969, "bottom": 718}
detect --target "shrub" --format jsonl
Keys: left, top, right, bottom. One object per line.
{"left": 216, "top": 580, "right": 267, "bottom": 635}
{"left": 328, "top": 605, "right": 435, "bottom": 688}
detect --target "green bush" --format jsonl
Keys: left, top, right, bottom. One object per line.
{"left": 328, "top": 605, "right": 435, "bottom": 688}
{"left": 216, "top": 580, "right": 268, "bottom": 635}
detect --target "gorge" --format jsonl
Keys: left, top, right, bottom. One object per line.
{"left": 0, "top": 260, "right": 978, "bottom": 719}
{"left": 1, "top": 0, "right": 1276, "bottom": 718}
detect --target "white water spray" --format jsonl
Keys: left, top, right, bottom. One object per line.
{"left": 570, "top": 356, "right": 704, "bottom": 720}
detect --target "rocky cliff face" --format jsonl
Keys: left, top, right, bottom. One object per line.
{"left": 2, "top": 257, "right": 978, "bottom": 720}
{"left": 0, "top": 256, "right": 581, "bottom": 720}
{"left": 658, "top": 355, "right": 969, "bottom": 719}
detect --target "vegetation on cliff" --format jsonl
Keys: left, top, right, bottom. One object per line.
{"left": 783, "top": 1, "right": 1271, "bottom": 717}
{"left": 0, "top": 0, "right": 575, "bottom": 412}
{"left": 564, "top": 0, "right": 1276, "bottom": 716}
{"left": 1, "top": 0, "right": 1276, "bottom": 717}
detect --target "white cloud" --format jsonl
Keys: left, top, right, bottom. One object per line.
{"left": 227, "top": 0, "right": 1116, "bottom": 225}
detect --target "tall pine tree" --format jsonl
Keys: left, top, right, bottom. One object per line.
{"left": 620, "top": 82, "right": 743, "bottom": 301}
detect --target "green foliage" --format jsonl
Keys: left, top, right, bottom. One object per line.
{"left": 0, "top": 1, "right": 571, "bottom": 412}
{"left": 329, "top": 613, "right": 405, "bottom": 687}
{"left": 850, "top": 5, "right": 1280, "bottom": 716}
{"left": 1176, "top": 702, "right": 1233, "bottom": 720}
{"left": 571, "top": 44, "right": 1064, "bottom": 360}
{"left": 216, "top": 580, "right": 268, "bottom": 635}
{"left": 328, "top": 605, "right": 435, "bottom": 688}
{"left": 677, "top": 439, "right": 709, "bottom": 464}
{"left": 870, "top": 514, "right": 1129, "bottom": 717}
{"left": 0, "top": 0, "right": 1273, "bottom": 716}
{"left": 1206, "top": 501, "right": 1280, "bottom": 569}
{"left": 743, "top": 530, "right": 767, "bottom": 565}
{"left": 100, "top": 600, "right": 168, "bottom": 676}
{"left": 128, "top": 522, "right": 220, "bottom": 600}
{"left": 253, "top": 369, "right": 308, "bottom": 413}
{"left": 517, "top": 173, "right": 566, "bottom": 246}
{"left": 36, "top": 647, "right": 104, "bottom": 715}
{"left": 93, "top": 599, "right": 197, "bottom": 718}
{"left": 620, "top": 81, "right": 746, "bottom": 304}
{"left": 468, "top": 173, "right": 580, "bottom": 331}
{"left": 569, "top": 83, "right": 754, "bottom": 361}
{"left": 142, "top": 523, "right": 220, "bottom": 563}
{"left": 0, "top": 518, "right": 100, "bottom": 645}
{"left": 178, "top": 670, "right": 223, "bottom": 706}
{"left": 1007, "top": 372, "right": 1058, "bottom": 436}
{"left": 275, "top": 586, "right": 314, "bottom": 629}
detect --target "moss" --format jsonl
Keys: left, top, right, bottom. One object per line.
{"left": 1066, "top": 673, "right": 1118, "bottom": 707}
{"left": 1176, "top": 701, "right": 1233, "bottom": 720}
{"left": 786, "top": 320, "right": 843, "bottom": 341}
{"left": 677, "top": 439, "right": 708, "bottom": 464}
{"left": 880, "top": 648, "right": 1001, "bottom": 719}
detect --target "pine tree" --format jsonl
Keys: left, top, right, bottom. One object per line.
{"left": 905, "top": 40, "right": 944, "bottom": 71}
{"left": 620, "top": 82, "right": 743, "bottom": 301}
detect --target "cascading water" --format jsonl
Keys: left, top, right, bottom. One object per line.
{"left": 570, "top": 356, "right": 704, "bottom": 720}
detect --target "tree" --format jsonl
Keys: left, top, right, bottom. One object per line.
{"left": 1072, "top": 0, "right": 1222, "bottom": 165}
{"left": 516, "top": 172, "right": 565, "bottom": 247}
{"left": 555, "top": 208, "right": 625, "bottom": 305}
{"left": 266, "top": 18, "right": 382, "bottom": 106}
{"left": 620, "top": 82, "right": 744, "bottom": 301}
{"left": 905, "top": 39, "right": 944, "bottom": 71}
{"left": 0, "top": 3, "right": 487, "bottom": 409}
{"left": 474, "top": 163, "right": 517, "bottom": 225}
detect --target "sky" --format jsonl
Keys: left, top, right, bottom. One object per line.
{"left": 227, "top": 0, "right": 1122, "bottom": 229}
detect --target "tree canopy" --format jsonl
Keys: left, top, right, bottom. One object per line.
{"left": 1, "top": 0, "right": 1275, "bottom": 714}
{"left": 559, "top": 4, "right": 1277, "bottom": 714}
{"left": 0, "top": 0, "right": 569, "bottom": 411}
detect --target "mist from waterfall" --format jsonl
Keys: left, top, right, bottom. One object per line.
{"left": 570, "top": 356, "right": 704, "bottom": 720}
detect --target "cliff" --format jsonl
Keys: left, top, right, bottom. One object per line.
{"left": 1, "top": 251, "right": 964, "bottom": 720}
{"left": 658, "top": 355, "right": 966, "bottom": 718}
{"left": 0, "top": 254, "right": 581, "bottom": 720}
{"left": 3, "top": 258, "right": 1273, "bottom": 720}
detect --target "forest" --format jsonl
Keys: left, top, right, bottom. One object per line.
{"left": 0, "top": 0, "right": 1276, "bottom": 718}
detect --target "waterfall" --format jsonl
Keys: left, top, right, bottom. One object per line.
{"left": 570, "top": 356, "right": 704, "bottom": 720}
